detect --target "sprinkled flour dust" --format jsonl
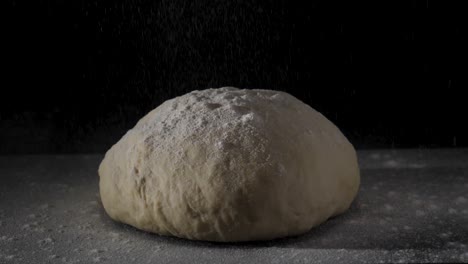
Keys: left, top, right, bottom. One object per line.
{"left": 132, "top": 88, "right": 333, "bottom": 164}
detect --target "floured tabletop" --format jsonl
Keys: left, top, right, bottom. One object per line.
{"left": 0, "top": 149, "right": 467, "bottom": 263}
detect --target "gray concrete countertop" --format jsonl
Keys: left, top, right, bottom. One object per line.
{"left": 1, "top": 149, "right": 467, "bottom": 263}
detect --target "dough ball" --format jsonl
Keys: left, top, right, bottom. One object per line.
{"left": 98, "top": 87, "right": 360, "bottom": 242}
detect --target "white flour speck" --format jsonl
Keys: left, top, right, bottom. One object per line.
{"left": 460, "top": 252, "right": 468, "bottom": 262}
{"left": 440, "top": 233, "right": 451, "bottom": 239}
{"left": 383, "top": 160, "right": 399, "bottom": 168}
{"left": 448, "top": 208, "right": 457, "bottom": 214}
{"left": 39, "top": 204, "right": 49, "bottom": 210}
{"left": 455, "top": 196, "right": 467, "bottom": 204}
{"left": 408, "top": 163, "right": 426, "bottom": 168}
{"left": 415, "top": 210, "right": 425, "bottom": 217}
{"left": 38, "top": 237, "right": 54, "bottom": 246}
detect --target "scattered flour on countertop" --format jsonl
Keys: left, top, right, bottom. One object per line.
{"left": 93, "top": 256, "right": 104, "bottom": 262}
{"left": 21, "top": 222, "right": 39, "bottom": 230}
{"left": 89, "top": 249, "right": 105, "bottom": 254}
{"left": 38, "top": 237, "right": 54, "bottom": 246}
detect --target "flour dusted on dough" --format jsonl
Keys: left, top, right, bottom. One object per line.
{"left": 98, "top": 87, "right": 360, "bottom": 242}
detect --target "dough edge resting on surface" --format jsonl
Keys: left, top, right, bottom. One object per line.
{"left": 98, "top": 87, "right": 360, "bottom": 242}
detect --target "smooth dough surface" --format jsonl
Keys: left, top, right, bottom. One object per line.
{"left": 98, "top": 87, "right": 360, "bottom": 242}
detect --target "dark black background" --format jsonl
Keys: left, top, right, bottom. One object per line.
{"left": 2, "top": 1, "right": 467, "bottom": 154}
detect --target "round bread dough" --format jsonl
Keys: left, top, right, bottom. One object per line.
{"left": 98, "top": 87, "right": 360, "bottom": 242}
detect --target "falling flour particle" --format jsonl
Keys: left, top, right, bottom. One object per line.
{"left": 383, "top": 160, "right": 400, "bottom": 168}
{"left": 440, "top": 233, "right": 451, "bottom": 239}
{"left": 408, "top": 163, "right": 426, "bottom": 169}
{"left": 415, "top": 210, "right": 425, "bottom": 217}
{"left": 455, "top": 196, "right": 468, "bottom": 204}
